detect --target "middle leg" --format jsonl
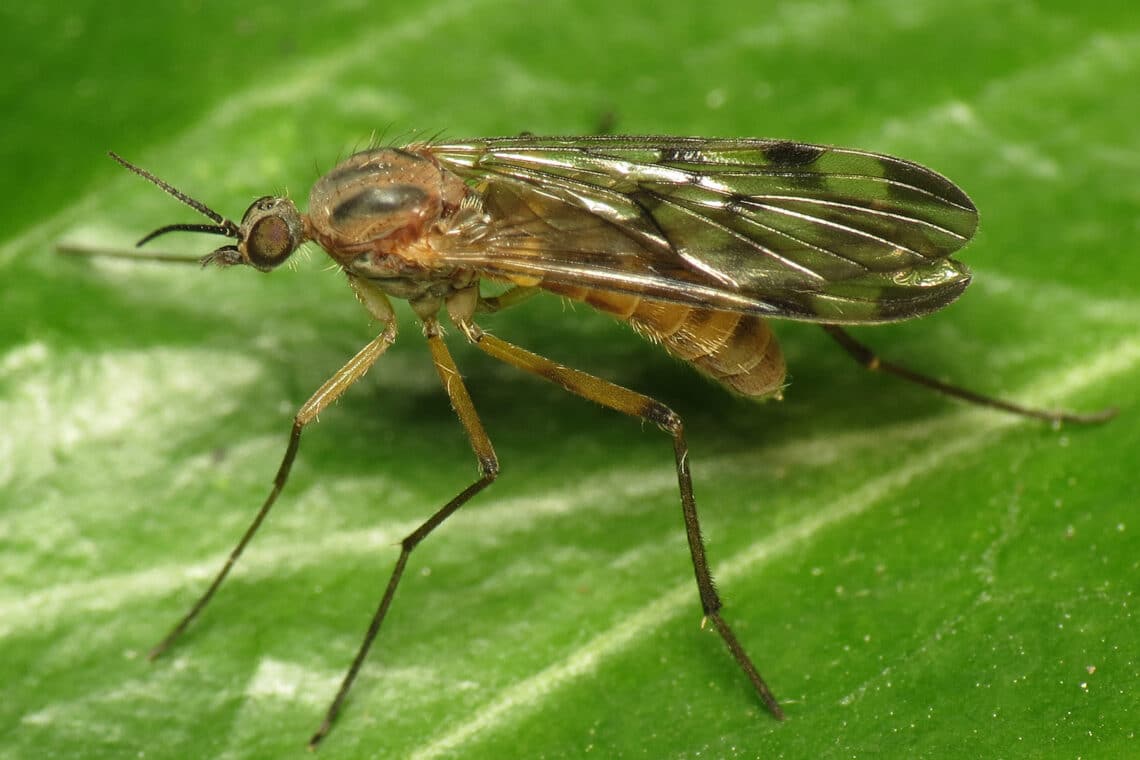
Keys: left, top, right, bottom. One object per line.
{"left": 453, "top": 317, "right": 784, "bottom": 720}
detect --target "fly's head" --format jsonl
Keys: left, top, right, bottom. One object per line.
{"left": 110, "top": 152, "right": 307, "bottom": 272}
{"left": 223, "top": 195, "right": 307, "bottom": 271}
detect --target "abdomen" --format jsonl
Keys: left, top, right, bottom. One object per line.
{"left": 543, "top": 284, "right": 786, "bottom": 399}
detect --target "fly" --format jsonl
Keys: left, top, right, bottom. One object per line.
{"left": 106, "top": 136, "right": 1115, "bottom": 747}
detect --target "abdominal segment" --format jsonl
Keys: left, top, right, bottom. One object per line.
{"left": 544, "top": 284, "right": 786, "bottom": 399}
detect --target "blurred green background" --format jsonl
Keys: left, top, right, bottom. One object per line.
{"left": 2, "top": 2, "right": 1137, "bottom": 758}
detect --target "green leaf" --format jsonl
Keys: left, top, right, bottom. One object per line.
{"left": 3, "top": 2, "right": 1137, "bottom": 758}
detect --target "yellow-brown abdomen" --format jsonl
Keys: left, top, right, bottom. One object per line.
{"left": 545, "top": 284, "right": 786, "bottom": 399}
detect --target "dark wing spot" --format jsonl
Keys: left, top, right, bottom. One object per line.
{"left": 332, "top": 184, "right": 429, "bottom": 224}
{"left": 874, "top": 272, "right": 971, "bottom": 320}
{"left": 880, "top": 157, "right": 976, "bottom": 211}
{"left": 763, "top": 141, "right": 825, "bottom": 167}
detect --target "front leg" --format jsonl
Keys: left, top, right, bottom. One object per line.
{"left": 309, "top": 313, "right": 500, "bottom": 747}
{"left": 148, "top": 278, "right": 398, "bottom": 663}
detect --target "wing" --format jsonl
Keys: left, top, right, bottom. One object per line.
{"left": 424, "top": 136, "right": 977, "bottom": 324}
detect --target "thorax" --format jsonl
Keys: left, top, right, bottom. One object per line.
{"left": 305, "top": 146, "right": 483, "bottom": 303}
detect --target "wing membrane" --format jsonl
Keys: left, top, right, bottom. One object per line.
{"left": 426, "top": 136, "right": 977, "bottom": 323}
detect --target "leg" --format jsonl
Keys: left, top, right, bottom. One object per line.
{"left": 452, "top": 318, "right": 784, "bottom": 720}
{"left": 308, "top": 319, "right": 499, "bottom": 747}
{"left": 57, "top": 240, "right": 203, "bottom": 265}
{"left": 822, "top": 325, "right": 1117, "bottom": 425}
{"left": 148, "top": 319, "right": 399, "bottom": 660}
{"left": 476, "top": 285, "right": 539, "bottom": 314}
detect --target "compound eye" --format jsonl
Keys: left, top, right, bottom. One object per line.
{"left": 238, "top": 197, "right": 304, "bottom": 271}
{"left": 246, "top": 214, "right": 295, "bottom": 269}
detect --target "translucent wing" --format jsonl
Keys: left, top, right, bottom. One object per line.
{"left": 425, "top": 136, "right": 977, "bottom": 323}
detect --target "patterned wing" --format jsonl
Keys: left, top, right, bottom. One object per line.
{"left": 425, "top": 136, "right": 977, "bottom": 323}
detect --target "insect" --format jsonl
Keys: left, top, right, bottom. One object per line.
{"left": 107, "top": 136, "right": 1113, "bottom": 747}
